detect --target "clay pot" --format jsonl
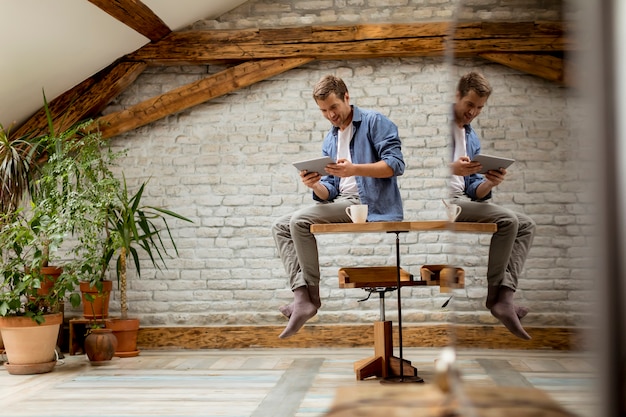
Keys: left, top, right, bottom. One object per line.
{"left": 0, "top": 313, "right": 62, "bottom": 375}
{"left": 84, "top": 328, "right": 117, "bottom": 364}
{"left": 80, "top": 280, "right": 113, "bottom": 319}
{"left": 107, "top": 318, "right": 140, "bottom": 357}
{"left": 37, "top": 266, "right": 63, "bottom": 296}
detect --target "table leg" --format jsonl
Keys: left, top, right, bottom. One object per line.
{"left": 354, "top": 321, "right": 391, "bottom": 379}
{"left": 353, "top": 320, "right": 420, "bottom": 380}
{"left": 381, "top": 231, "right": 423, "bottom": 383}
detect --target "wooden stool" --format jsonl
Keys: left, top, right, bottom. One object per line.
{"left": 338, "top": 266, "right": 428, "bottom": 380}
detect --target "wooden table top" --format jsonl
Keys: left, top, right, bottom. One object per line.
{"left": 311, "top": 220, "right": 497, "bottom": 234}
{"left": 324, "top": 384, "right": 577, "bottom": 417}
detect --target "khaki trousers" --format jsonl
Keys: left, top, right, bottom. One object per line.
{"left": 451, "top": 198, "right": 536, "bottom": 290}
{"left": 272, "top": 195, "right": 360, "bottom": 290}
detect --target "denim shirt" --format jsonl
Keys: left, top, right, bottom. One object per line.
{"left": 314, "top": 106, "right": 405, "bottom": 221}
{"left": 463, "top": 124, "right": 491, "bottom": 201}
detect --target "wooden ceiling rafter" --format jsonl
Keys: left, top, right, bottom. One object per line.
{"left": 97, "top": 21, "right": 569, "bottom": 139}
{"left": 12, "top": 15, "right": 571, "bottom": 140}
{"left": 96, "top": 57, "right": 314, "bottom": 139}
{"left": 479, "top": 53, "right": 569, "bottom": 86}
{"left": 11, "top": 60, "right": 147, "bottom": 139}
{"left": 87, "top": 0, "right": 171, "bottom": 42}
{"left": 125, "top": 21, "right": 567, "bottom": 64}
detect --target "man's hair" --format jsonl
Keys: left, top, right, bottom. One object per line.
{"left": 313, "top": 75, "right": 349, "bottom": 101}
{"left": 457, "top": 71, "right": 492, "bottom": 99}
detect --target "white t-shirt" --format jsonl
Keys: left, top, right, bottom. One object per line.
{"left": 450, "top": 124, "right": 466, "bottom": 195}
{"left": 337, "top": 124, "right": 358, "bottom": 196}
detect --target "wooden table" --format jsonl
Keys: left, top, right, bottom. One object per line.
{"left": 311, "top": 220, "right": 497, "bottom": 235}
{"left": 324, "top": 384, "right": 577, "bottom": 416}
{"left": 311, "top": 221, "right": 497, "bottom": 382}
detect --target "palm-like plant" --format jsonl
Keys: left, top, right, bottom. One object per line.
{"left": 105, "top": 175, "right": 192, "bottom": 319}
{"left": 0, "top": 123, "right": 40, "bottom": 215}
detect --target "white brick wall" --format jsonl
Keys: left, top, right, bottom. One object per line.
{"left": 88, "top": 0, "right": 594, "bottom": 330}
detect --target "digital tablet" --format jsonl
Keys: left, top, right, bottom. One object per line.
{"left": 292, "top": 156, "right": 335, "bottom": 176}
{"left": 472, "top": 154, "right": 515, "bottom": 174}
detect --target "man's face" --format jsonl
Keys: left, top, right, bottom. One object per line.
{"left": 454, "top": 89, "right": 489, "bottom": 127}
{"left": 315, "top": 92, "right": 352, "bottom": 130}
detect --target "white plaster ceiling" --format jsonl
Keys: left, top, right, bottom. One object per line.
{"left": 0, "top": 0, "right": 247, "bottom": 129}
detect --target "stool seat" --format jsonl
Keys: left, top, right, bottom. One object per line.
{"left": 338, "top": 266, "right": 421, "bottom": 289}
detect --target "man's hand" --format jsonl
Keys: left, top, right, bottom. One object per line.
{"left": 324, "top": 158, "right": 351, "bottom": 177}
{"left": 451, "top": 156, "right": 482, "bottom": 176}
{"left": 300, "top": 170, "right": 322, "bottom": 188}
{"left": 475, "top": 167, "right": 506, "bottom": 199}
{"left": 300, "top": 170, "right": 330, "bottom": 200}
{"left": 483, "top": 168, "right": 506, "bottom": 187}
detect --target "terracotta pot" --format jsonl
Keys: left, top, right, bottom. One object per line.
{"left": 0, "top": 313, "right": 62, "bottom": 375}
{"left": 84, "top": 328, "right": 117, "bottom": 364}
{"left": 106, "top": 318, "right": 140, "bottom": 357}
{"left": 37, "top": 266, "right": 63, "bottom": 296}
{"left": 80, "top": 280, "right": 113, "bottom": 319}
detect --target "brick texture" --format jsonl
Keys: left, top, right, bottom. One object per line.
{"left": 75, "top": 0, "right": 594, "bottom": 332}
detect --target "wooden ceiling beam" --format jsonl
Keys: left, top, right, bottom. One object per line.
{"left": 126, "top": 21, "right": 568, "bottom": 64}
{"left": 12, "top": 21, "right": 571, "bottom": 140}
{"left": 87, "top": 0, "right": 171, "bottom": 41}
{"left": 12, "top": 60, "right": 147, "bottom": 140}
{"left": 479, "top": 53, "right": 568, "bottom": 85}
{"left": 96, "top": 57, "right": 313, "bottom": 139}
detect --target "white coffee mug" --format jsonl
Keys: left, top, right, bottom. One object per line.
{"left": 446, "top": 204, "right": 462, "bottom": 222}
{"left": 346, "top": 204, "right": 368, "bottom": 223}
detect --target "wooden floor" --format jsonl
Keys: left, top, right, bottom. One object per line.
{"left": 0, "top": 348, "right": 598, "bottom": 417}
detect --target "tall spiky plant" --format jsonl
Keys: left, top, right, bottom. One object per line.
{"left": 105, "top": 175, "right": 192, "bottom": 319}
{"left": 0, "top": 123, "right": 41, "bottom": 215}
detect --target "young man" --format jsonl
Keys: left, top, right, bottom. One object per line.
{"left": 450, "top": 71, "right": 536, "bottom": 340}
{"left": 272, "top": 75, "right": 405, "bottom": 339}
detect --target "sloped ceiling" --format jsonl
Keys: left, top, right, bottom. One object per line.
{"left": 1, "top": 1, "right": 569, "bottom": 140}
{"left": 0, "top": 0, "right": 247, "bottom": 128}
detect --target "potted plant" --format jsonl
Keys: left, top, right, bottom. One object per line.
{"left": 104, "top": 175, "right": 192, "bottom": 357}
{"left": 0, "top": 95, "right": 116, "bottom": 373}
{"left": 81, "top": 299, "right": 117, "bottom": 364}
{"left": 63, "top": 142, "right": 121, "bottom": 321}
{"left": 0, "top": 208, "right": 73, "bottom": 374}
{"left": 0, "top": 117, "right": 70, "bottom": 374}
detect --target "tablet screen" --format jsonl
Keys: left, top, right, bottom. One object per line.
{"left": 292, "top": 156, "right": 335, "bottom": 176}
{"left": 472, "top": 154, "right": 515, "bottom": 174}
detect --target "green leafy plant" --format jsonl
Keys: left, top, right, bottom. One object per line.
{"left": 0, "top": 93, "right": 118, "bottom": 322}
{"left": 0, "top": 123, "right": 39, "bottom": 214}
{"left": 105, "top": 175, "right": 192, "bottom": 319}
{"left": 0, "top": 208, "right": 74, "bottom": 323}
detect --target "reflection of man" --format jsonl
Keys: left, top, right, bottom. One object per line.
{"left": 450, "top": 72, "right": 535, "bottom": 340}
{"left": 272, "top": 75, "right": 405, "bottom": 339}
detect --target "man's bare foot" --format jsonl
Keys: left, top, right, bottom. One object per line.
{"left": 279, "top": 287, "right": 317, "bottom": 339}
{"left": 279, "top": 303, "right": 293, "bottom": 319}
{"left": 486, "top": 285, "right": 499, "bottom": 309}
{"left": 516, "top": 305, "right": 529, "bottom": 320}
{"left": 280, "top": 285, "right": 321, "bottom": 318}
{"left": 308, "top": 285, "right": 321, "bottom": 309}
{"left": 490, "top": 286, "right": 531, "bottom": 340}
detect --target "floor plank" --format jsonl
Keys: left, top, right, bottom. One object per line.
{"left": 1, "top": 348, "right": 598, "bottom": 417}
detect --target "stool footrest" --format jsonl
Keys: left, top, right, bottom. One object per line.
{"left": 419, "top": 264, "right": 465, "bottom": 291}
{"left": 338, "top": 266, "right": 419, "bottom": 289}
